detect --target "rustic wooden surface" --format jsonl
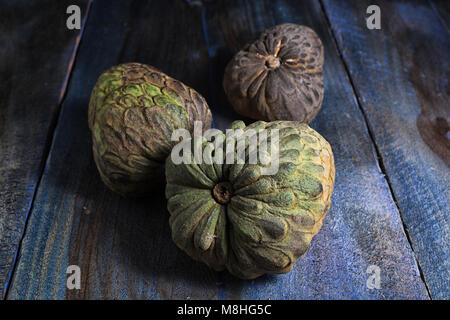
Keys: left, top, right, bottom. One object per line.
{"left": 430, "top": 0, "right": 450, "bottom": 30}
{"left": 0, "top": 0, "right": 90, "bottom": 299}
{"left": 0, "top": 0, "right": 447, "bottom": 299}
{"left": 322, "top": 0, "right": 449, "bottom": 299}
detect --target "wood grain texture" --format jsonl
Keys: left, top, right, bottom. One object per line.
{"left": 0, "top": 0, "right": 89, "bottom": 298}
{"left": 322, "top": 0, "right": 449, "bottom": 299}
{"left": 201, "top": 0, "right": 429, "bottom": 299}
{"left": 7, "top": 0, "right": 220, "bottom": 300}
{"left": 6, "top": 0, "right": 430, "bottom": 299}
{"left": 430, "top": 0, "right": 450, "bottom": 30}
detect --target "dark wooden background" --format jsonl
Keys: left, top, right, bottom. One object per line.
{"left": 0, "top": 0, "right": 448, "bottom": 299}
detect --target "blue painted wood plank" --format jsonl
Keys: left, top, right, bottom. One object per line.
{"left": 7, "top": 0, "right": 429, "bottom": 299}
{"left": 203, "top": 0, "right": 429, "bottom": 299}
{"left": 6, "top": 0, "right": 220, "bottom": 300}
{"left": 430, "top": 0, "right": 450, "bottom": 31}
{"left": 322, "top": 0, "right": 449, "bottom": 299}
{"left": 0, "top": 0, "right": 90, "bottom": 298}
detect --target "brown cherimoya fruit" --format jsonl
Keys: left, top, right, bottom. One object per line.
{"left": 223, "top": 23, "right": 324, "bottom": 123}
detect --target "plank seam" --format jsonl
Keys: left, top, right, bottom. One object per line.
{"left": 200, "top": 1, "right": 218, "bottom": 130}
{"left": 428, "top": 0, "right": 449, "bottom": 34}
{"left": 2, "top": 0, "right": 93, "bottom": 300}
{"left": 318, "top": 0, "right": 432, "bottom": 299}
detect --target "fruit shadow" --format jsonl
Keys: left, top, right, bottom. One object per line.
{"left": 77, "top": 166, "right": 252, "bottom": 299}
{"left": 49, "top": 100, "right": 258, "bottom": 299}
{"left": 108, "top": 186, "right": 271, "bottom": 299}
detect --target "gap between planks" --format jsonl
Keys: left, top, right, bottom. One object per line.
{"left": 3, "top": 0, "right": 433, "bottom": 299}
{"left": 188, "top": 0, "right": 432, "bottom": 298}
{"left": 429, "top": 0, "right": 450, "bottom": 33}
{"left": 317, "top": 0, "right": 432, "bottom": 298}
{"left": 2, "top": 0, "right": 94, "bottom": 300}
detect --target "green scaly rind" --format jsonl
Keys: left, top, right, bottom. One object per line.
{"left": 165, "top": 120, "right": 334, "bottom": 279}
{"left": 88, "top": 63, "right": 212, "bottom": 196}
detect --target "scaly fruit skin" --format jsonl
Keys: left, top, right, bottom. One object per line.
{"left": 223, "top": 24, "right": 324, "bottom": 123}
{"left": 165, "top": 120, "right": 335, "bottom": 279}
{"left": 89, "top": 62, "right": 212, "bottom": 196}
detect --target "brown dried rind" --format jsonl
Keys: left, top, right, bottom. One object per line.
{"left": 89, "top": 62, "right": 212, "bottom": 196}
{"left": 223, "top": 24, "right": 324, "bottom": 123}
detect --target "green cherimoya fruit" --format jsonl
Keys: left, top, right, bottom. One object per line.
{"left": 165, "top": 120, "right": 335, "bottom": 279}
{"left": 89, "top": 62, "right": 212, "bottom": 196}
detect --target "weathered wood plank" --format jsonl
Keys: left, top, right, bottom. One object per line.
{"left": 7, "top": 0, "right": 429, "bottom": 299}
{"left": 202, "top": 0, "right": 429, "bottom": 299}
{"left": 430, "top": 0, "right": 450, "bottom": 30}
{"left": 6, "top": 0, "right": 220, "bottom": 300}
{"left": 0, "top": 0, "right": 89, "bottom": 298}
{"left": 322, "top": 0, "right": 449, "bottom": 299}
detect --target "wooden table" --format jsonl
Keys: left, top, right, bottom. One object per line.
{"left": 0, "top": 0, "right": 448, "bottom": 300}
